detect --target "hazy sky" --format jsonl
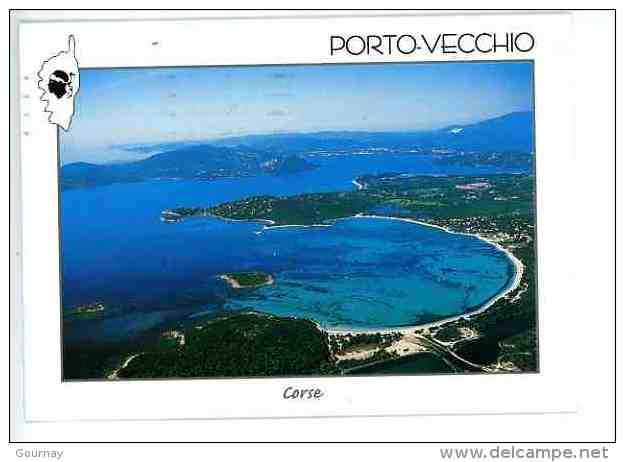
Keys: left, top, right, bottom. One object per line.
{"left": 60, "top": 61, "right": 533, "bottom": 162}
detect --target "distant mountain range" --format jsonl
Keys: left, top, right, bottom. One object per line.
{"left": 436, "top": 111, "right": 533, "bottom": 153}
{"left": 60, "top": 112, "right": 533, "bottom": 190}
{"left": 212, "top": 112, "right": 534, "bottom": 154}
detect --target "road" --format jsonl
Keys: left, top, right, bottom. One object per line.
{"left": 414, "top": 334, "right": 486, "bottom": 372}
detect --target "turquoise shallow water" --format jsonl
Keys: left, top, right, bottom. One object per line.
{"left": 221, "top": 217, "right": 514, "bottom": 329}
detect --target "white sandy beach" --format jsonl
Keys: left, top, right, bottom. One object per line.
{"left": 209, "top": 210, "right": 524, "bottom": 336}
{"left": 261, "top": 223, "right": 332, "bottom": 231}
{"left": 323, "top": 214, "right": 525, "bottom": 336}
{"left": 106, "top": 353, "right": 142, "bottom": 380}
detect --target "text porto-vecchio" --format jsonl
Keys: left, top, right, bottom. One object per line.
{"left": 330, "top": 32, "right": 535, "bottom": 56}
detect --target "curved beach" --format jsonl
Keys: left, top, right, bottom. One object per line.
{"left": 322, "top": 214, "right": 525, "bottom": 335}
{"left": 217, "top": 212, "right": 524, "bottom": 334}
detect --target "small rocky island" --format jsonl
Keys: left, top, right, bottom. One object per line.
{"left": 64, "top": 302, "right": 106, "bottom": 318}
{"left": 160, "top": 209, "right": 184, "bottom": 223}
{"left": 219, "top": 272, "right": 274, "bottom": 289}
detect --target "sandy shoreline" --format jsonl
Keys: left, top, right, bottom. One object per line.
{"left": 107, "top": 353, "right": 142, "bottom": 380}
{"left": 262, "top": 223, "right": 332, "bottom": 231}
{"left": 202, "top": 212, "right": 332, "bottom": 233}
{"left": 323, "top": 214, "right": 525, "bottom": 335}
{"left": 208, "top": 211, "right": 524, "bottom": 336}
{"left": 209, "top": 214, "right": 276, "bottom": 227}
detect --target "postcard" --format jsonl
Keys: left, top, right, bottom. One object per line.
{"left": 14, "top": 12, "right": 586, "bottom": 424}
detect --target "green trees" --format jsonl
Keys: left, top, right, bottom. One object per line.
{"left": 118, "top": 313, "right": 335, "bottom": 379}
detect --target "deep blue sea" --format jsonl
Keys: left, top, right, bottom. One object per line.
{"left": 60, "top": 153, "right": 520, "bottom": 343}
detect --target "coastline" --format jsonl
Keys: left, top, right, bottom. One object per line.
{"left": 107, "top": 353, "right": 142, "bottom": 380}
{"left": 204, "top": 211, "right": 524, "bottom": 336}
{"left": 261, "top": 223, "right": 332, "bottom": 231}
{"left": 207, "top": 214, "right": 276, "bottom": 227}
{"left": 322, "top": 214, "right": 525, "bottom": 336}
{"left": 351, "top": 179, "right": 365, "bottom": 190}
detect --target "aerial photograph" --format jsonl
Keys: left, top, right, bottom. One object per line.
{"left": 59, "top": 61, "right": 537, "bottom": 380}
